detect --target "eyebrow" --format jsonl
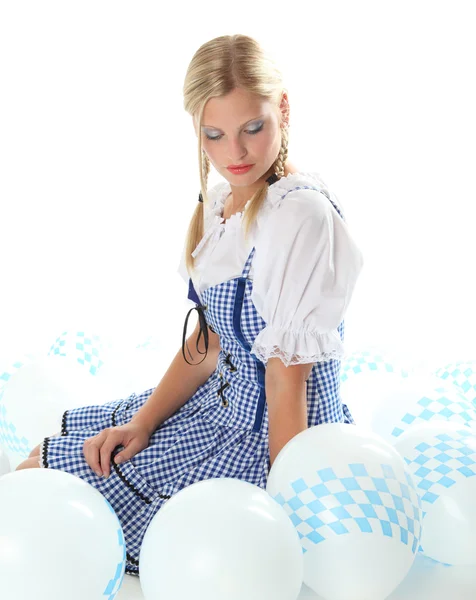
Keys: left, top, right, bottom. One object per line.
{"left": 201, "top": 114, "right": 264, "bottom": 131}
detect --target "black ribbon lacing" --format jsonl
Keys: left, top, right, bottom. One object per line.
{"left": 182, "top": 301, "right": 210, "bottom": 365}
{"left": 182, "top": 172, "right": 280, "bottom": 366}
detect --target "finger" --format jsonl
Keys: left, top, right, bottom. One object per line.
{"left": 115, "top": 434, "right": 149, "bottom": 464}
{"left": 112, "top": 444, "right": 125, "bottom": 464}
{"left": 114, "top": 443, "right": 138, "bottom": 465}
{"left": 83, "top": 431, "right": 108, "bottom": 477}
{"left": 99, "top": 433, "right": 122, "bottom": 478}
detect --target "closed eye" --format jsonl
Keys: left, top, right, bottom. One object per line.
{"left": 205, "top": 124, "right": 264, "bottom": 142}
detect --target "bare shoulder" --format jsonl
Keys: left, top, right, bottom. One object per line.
{"left": 284, "top": 161, "right": 299, "bottom": 175}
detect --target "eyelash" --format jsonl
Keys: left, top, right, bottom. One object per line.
{"left": 205, "top": 124, "right": 264, "bottom": 142}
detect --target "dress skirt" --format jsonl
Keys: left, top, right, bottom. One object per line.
{"left": 39, "top": 385, "right": 270, "bottom": 576}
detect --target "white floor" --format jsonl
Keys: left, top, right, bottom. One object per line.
{"left": 116, "top": 554, "right": 476, "bottom": 600}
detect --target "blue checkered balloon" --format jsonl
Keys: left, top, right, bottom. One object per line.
{"left": 339, "top": 348, "right": 411, "bottom": 431}
{"left": 0, "top": 352, "right": 38, "bottom": 460}
{"left": 370, "top": 374, "right": 476, "bottom": 444}
{"left": 394, "top": 421, "right": 476, "bottom": 566}
{"left": 0, "top": 355, "right": 101, "bottom": 469}
{"left": 47, "top": 330, "right": 110, "bottom": 376}
{"left": 340, "top": 347, "right": 411, "bottom": 384}
{"left": 434, "top": 360, "right": 476, "bottom": 408}
{"left": 266, "top": 423, "right": 422, "bottom": 600}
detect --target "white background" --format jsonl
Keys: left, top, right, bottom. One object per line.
{"left": 1, "top": 1, "right": 474, "bottom": 372}
{"left": 1, "top": 2, "right": 475, "bottom": 598}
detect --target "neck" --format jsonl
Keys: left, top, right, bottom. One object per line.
{"left": 227, "top": 162, "right": 297, "bottom": 212}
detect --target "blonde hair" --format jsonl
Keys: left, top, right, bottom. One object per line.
{"left": 182, "top": 34, "right": 289, "bottom": 275}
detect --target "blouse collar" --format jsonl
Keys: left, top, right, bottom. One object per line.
{"left": 191, "top": 171, "right": 330, "bottom": 259}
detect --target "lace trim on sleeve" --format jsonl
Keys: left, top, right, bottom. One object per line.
{"left": 251, "top": 326, "right": 346, "bottom": 368}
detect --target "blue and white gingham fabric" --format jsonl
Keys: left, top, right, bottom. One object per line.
{"left": 391, "top": 386, "right": 476, "bottom": 439}
{"left": 40, "top": 186, "right": 352, "bottom": 576}
{"left": 271, "top": 462, "right": 422, "bottom": 555}
{"left": 400, "top": 428, "right": 476, "bottom": 510}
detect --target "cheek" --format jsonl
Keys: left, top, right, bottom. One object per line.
{"left": 202, "top": 139, "right": 220, "bottom": 161}
{"left": 259, "top": 130, "right": 281, "bottom": 159}
{"left": 207, "top": 152, "right": 226, "bottom": 174}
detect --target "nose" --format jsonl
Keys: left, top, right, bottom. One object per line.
{"left": 227, "top": 137, "right": 248, "bottom": 163}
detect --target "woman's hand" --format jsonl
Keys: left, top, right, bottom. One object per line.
{"left": 82, "top": 422, "right": 152, "bottom": 478}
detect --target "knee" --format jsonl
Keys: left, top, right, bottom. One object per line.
{"left": 16, "top": 457, "right": 41, "bottom": 471}
{"left": 28, "top": 444, "right": 41, "bottom": 459}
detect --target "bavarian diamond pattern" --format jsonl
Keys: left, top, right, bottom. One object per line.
{"left": 0, "top": 354, "right": 38, "bottom": 456}
{"left": 340, "top": 349, "right": 410, "bottom": 384}
{"left": 47, "top": 331, "right": 106, "bottom": 375}
{"left": 103, "top": 499, "right": 126, "bottom": 599}
{"left": 390, "top": 387, "right": 476, "bottom": 438}
{"left": 0, "top": 354, "right": 37, "bottom": 391}
{"left": 135, "top": 336, "right": 162, "bottom": 352}
{"left": 401, "top": 428, "right": 476, "bottom": 509}
{"left": 434, "top": 361, "right": 476, "bottom": 407}
{"left": 271, "top": 463, "right": 422, "bottom": 555}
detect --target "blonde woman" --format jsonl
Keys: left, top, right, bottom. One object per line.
{"left": 18, "top": 34, "right": 364, "bottom": 576}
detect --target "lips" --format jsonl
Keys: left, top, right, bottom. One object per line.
{"left": 227, "top": 164, "right": 254, "bottom": 174}
{"left": 228, "top": 164, "right": 252, "bottom": 168}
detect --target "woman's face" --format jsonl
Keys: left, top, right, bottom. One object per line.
{"left": 194, "top": 87, "right": 288, "bottom": 188}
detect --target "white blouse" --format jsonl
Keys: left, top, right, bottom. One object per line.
{"left": 177, "top": 171, "right": 364, "bottom": 367}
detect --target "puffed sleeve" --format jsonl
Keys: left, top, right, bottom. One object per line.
{"left": 250, "top": 188, "right": 364, "bottom": 367}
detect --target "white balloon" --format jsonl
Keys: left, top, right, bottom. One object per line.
{"left": 95, "top": 347, "right": 166, "bottom": 400}
{"left": 340, "top": 347, "right": 410, "bottom": 429}
{"left": 0, "top": 355, "right": 104, "bottom": 468}
{"left": 0, "top": 469, "right": 125, "bottom": 599}
{"left": 369, "top": 375, "right": 476, "bottom": 444}
{"left": 0, "top": 443, "right": 11, "bottom": 476}
{"left": 266, "top": 423, "right": 422, "bottom": 600}
{"left": 393, "top": 420, "right": 476, "bottom": 565}
{"left": 139, "top": 478, "right": 303, "bottom": 600}
{"left": 341, "top": 371, "right": 408, "bottom": 429}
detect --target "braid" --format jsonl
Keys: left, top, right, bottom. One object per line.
{"left": 202, "top": 150, "right": 211, "bottom": 183}
{"left": 274, "top": 122, "right": 289, "bottom": 178}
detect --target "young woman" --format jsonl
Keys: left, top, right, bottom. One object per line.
{"left": 18, "top": 34, "right": 364, "bottom": 576}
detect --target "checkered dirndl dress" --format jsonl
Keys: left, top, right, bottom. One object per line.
{"left": 39, "top": 188, "right": 353, "bottom": 576}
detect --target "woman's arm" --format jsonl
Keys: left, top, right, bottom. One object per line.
{"left": 265, "top": 357, "right": 313, "bottom": 467}
{"left": 131, "top": 320, "right": 221, "bottom": 435}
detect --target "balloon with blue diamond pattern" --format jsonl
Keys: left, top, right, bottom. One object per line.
{"left": 339, "top": 347, "right": 410, "bottom": 430}
{"left": 433, "top": 360, "right": 476, "bottom": 407}
{"left": 266, "top": 423, "right": 422, "bottom": 600}
{"left": 393, "top": 420, "right": 476, "bottom": 566}
{"left": 47, "top": 329, "right": 113, "bottom": 376}
{"left": 0, "top": 352, "right": 38, "bottom": 463}
{"left": 0, "top": 355, "right": 104, "bottom": 470}
{"left": 369, "top": 374, "right": 476, "bottom": 444}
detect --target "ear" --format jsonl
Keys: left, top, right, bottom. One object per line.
{"left": 279, "top": 92, "right": 290, "bottom": 127}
